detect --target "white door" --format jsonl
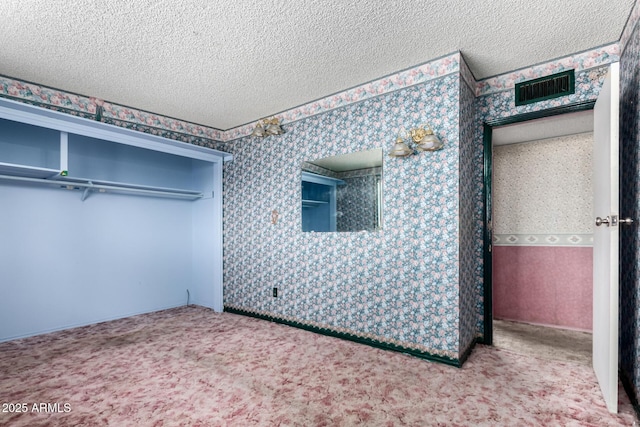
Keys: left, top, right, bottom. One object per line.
{"left": 592, "top": 61, "right": 620, "bottom": 414}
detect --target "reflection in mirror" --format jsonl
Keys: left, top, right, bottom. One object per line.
{"left": 301, "top": 148, "right": 382, "bottom": 232}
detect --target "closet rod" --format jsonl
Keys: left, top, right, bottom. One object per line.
{"left": 0, "top": 174, "right": 204, "bottom": 200}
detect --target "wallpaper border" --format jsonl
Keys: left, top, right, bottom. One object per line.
{"left": 224, "top": 305, "right": 466, "bottom": 367}
{"left": 475, "top": 44, "right": 619, "bottom": 97}
{"left": 0, "top": 74, "right": 226, "bottom": 145}
{"left": 0, "top": 43, "right": 621, "bottom": 144}
{"left": 223, "top": 52, "right": 463, "bottom": 141}
{"left": 493, "top": 233, "right": 593, "bottom": 247}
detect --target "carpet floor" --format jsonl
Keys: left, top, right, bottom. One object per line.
{"left": 493, "top": 319, "right": 592, "bottom": 366}
{"left": 0, "top": 306, "right": 637, "bottom": 426}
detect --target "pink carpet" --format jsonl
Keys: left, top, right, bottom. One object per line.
{"left": 0, "top": 306, "right": 636, "bottom": 426}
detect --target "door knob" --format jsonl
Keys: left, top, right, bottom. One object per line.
{"left": 595, "top": 216, "right": 610, "bottom": 227}
{"left": 619, "top": 217, "right": 635, "bottom": 225}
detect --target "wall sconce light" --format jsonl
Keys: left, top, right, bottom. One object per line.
{"left": 388, "top": 125, "right": 443, "bottom": 157}
{"left": 388, "top": 129, "right": 413, "bottom": 158}
{"left": 251, "top": 117, "right": 285, "bottom": 137}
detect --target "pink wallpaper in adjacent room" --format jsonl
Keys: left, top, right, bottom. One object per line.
{"left": 493, "top": 246, "right": 592, "bottom": 331}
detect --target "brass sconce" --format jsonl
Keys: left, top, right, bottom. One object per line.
{"left": 388, "top": 125, "right": 443, "bottom": 157}
{"left": 251, "top": 117, "right": 285, "bottom": 137}
{"left": 388, "top": 130, "right": 413, "bottom": 157}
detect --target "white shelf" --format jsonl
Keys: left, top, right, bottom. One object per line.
{"left": 302, "top": 199, "right": 328, "bottom": 208}
{"left": 301, "top": 171, "right": 345, "bottom": 186}
{"left": 0, "top": 98, "right": 229, "bottom": 202}
{"left": 0, "top": 162, "right": 62, "bottom": 179}
{"left": 0, "top": 97, "right": 233, "bottom": 163}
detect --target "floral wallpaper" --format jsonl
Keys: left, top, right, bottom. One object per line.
{"left": 492, "top": 133, "right": 594, "bottom": 242}
{"left": 620, "top": 0, "right": 640, "bottom": 405}
{"left": 336, "top": 171, "right": 380, "bottom": 232}
{"left": 222, "top": 71, "right": 464, "bottom": 360}
{"left": 458, "top": 68, "right": 481, "bottom": 358}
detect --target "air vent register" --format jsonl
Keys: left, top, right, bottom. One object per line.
{"left": 514, "top": 70, "right": 575, "bottom": 106}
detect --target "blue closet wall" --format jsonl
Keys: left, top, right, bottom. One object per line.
{"left": 0, "top": 101, "right": 227, "bottom": 342}
{"left": 0, "top": 184, "right": 195, "bottom": 341}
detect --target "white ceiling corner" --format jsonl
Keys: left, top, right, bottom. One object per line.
{"left": 492, "top": 110, "right": 594, "bottom": 146}
{"left": 310, "top": 148, "right": 382, "bottom": 172}
{"left": 0, "top": 0, "right": 635, "bottom": 130}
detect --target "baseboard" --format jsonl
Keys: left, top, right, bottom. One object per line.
{"left": 620, "top": 368, "right": 640, "bottom": 420}
{"left": 224, "top": 305, "right": 462, "bottom": 367}
{"left": 0, "top": 302, "right": 187, "bottom": 343}
{"left": 458, "top": 337, "right": 478, "bottom": 365}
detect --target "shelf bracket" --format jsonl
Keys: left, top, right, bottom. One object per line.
{"left": 81, "top": 181, "right": 94, "bottom": 201}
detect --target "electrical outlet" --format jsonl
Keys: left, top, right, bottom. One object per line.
{"left": 273, "top": 287, "right": 278, "bottom": 297}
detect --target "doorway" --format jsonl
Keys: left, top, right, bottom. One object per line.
{"left": 483, "top": 106, "right": 596, "bottom": 365}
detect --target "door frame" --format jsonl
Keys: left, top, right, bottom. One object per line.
{"left": 481, "top": 100, "right": 596, "bottom": 345}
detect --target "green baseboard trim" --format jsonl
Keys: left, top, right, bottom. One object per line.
{"left": 458, "top": 337, "right": 478, "bottom": 366}
{"left": 224, "top": 306, "right": 462, "bottom": 368}
{"left": 620, "top": 368, "right": 640, "bottom": 420}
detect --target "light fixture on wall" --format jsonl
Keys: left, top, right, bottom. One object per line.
{"left": 251, "top": 117, "right": 285, "bottom": 137}
{"left": 388, "top": 125, "right": 443, "bottom": 157}
{"left": 388, "top": 129, "right": 413, "bottom": 157}
{"left": 409, "top": 125, "right": 443, "bottom": 151}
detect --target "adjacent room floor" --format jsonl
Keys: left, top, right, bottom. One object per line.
{"left": 493, "top": 319, "right": 592, "bottom": 366}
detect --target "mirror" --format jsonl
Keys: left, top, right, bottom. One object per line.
{"left": 301, "top": 148, "right": 382, "bottom": 232}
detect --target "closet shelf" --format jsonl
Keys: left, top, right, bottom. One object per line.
{"left": 0, "top": 173, "right": 205, "bottom": 201}
{"left": 302, "top": 199, "right": 328, "bottom": 208}
{"left": 0, "top": 162, "right": 62, "bottom": 179}
{"left": 0, "top": 98, "right": 229, "bottom": 203}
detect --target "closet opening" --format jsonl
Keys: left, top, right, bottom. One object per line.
{"left": 483, "top": 105, "right": 595, "bottom": 365}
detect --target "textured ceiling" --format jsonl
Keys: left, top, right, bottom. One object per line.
{"left": 0, "top": 0, "right": 635, "bottom": 130}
